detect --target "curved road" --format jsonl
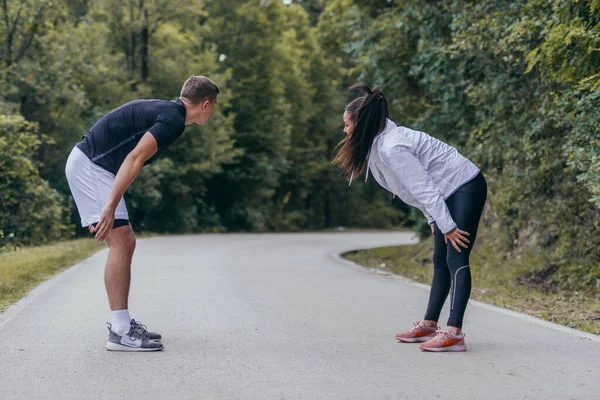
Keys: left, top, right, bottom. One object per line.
{"left": 1, "top": 233, "right": 599, "bottom": 399}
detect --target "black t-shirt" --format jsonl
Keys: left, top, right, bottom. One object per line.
{"left": 77, "top": 98, "right": 187, "bottom": 175}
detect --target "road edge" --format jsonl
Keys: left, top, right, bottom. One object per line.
{"left": 332, "top": 250, "right": 600, "bottom": 343}
{"left": 0, "top": 248, "right": 108, "bottom": 331}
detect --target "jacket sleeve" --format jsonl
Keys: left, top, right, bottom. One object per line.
{"left": 423, "top": 210, "right": 435, "bottom": 225}
{"left": 384, "top": 145, "right": 457, "bottom": 234}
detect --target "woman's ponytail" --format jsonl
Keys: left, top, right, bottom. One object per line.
{"left": 332, "top": 84, "right": 389, "bottom": 178}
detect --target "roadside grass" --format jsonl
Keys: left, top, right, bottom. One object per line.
{"left": 0, "top": 239, "right": 105, "bottom": 311}
{"left": 345, "top": 230, "right": 600, "bottom": 335}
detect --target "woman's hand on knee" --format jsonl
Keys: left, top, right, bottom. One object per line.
{"left": 444, "top": 228, "right": 470, "bottom": 253}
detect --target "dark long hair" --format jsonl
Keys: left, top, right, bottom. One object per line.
{"left": 332, "top": 83, "right": 389, "bottom": 178}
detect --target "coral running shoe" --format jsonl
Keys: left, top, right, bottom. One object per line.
{"left": 395, "top": 320, "right": 438, "bottom": 343}
{"left": 418, "top": 330, "right": 467, "bottom": 352}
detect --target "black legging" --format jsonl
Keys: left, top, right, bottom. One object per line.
{"left": 425, "top": 173, "right": 487, "bottom": 329}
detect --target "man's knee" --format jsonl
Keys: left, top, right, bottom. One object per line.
{"left": 123, "top": 233, "right": 136, "bottom": 254}
{"left": 106, "top": 226, "right": 136, "bottom": 254}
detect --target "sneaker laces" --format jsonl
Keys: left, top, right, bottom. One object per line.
{"left": 404, "top": 320, "right": 424, "bottom": 334}
{"left": 131, "top": 319, "right": 148, "bottom": 332}
{"left": 433, "top": 330, "right": 462, "bottom": 341}
{"left": 415, "top": 320, "right": 437, "bottom": 332}
{"left": 435, "top": 329, "right": 451, "bottom": 337}
{"left": 129, "top": 320, "right": 150, "bottom": 341}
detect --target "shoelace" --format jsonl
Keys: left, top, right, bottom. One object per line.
{"left": 432, "top": 330, "right": 463, "bottom": 341}
{"left": 129, "top": 320, "right": 150, "bottom": 341}
{"left": 435, "top": 329, "right": 451, "bottom": 339}
{"left": 404, "top": 320, "right": 422, "bottom": 334}
{"left": 413, "top": 320, "right": 436, "bottom": 332}
{"left": 131, "top": 319, "right": 148, "bottom": 332}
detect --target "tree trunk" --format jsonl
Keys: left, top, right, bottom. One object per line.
{"left": 2, "top": 0, "right": 14, "bottom": 66}
{"left": 140, "top": 6, "right": 148, "bottom": 82}
{"left": 128, "top": 0, "right": 136, "bottom": 90}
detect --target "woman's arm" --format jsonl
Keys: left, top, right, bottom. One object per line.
{"left": 385, "top": 145, "right": 470, "bottom": 252}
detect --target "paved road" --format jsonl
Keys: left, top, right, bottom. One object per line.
{"left": 1, "top": 233, "right": 599, "bottom": 400}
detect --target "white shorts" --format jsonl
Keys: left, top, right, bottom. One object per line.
{"left": 65, "top": 146, "right": 129, "bottom": 227}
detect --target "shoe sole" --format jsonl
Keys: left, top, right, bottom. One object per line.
{"left": 419, "top": 344, "right": 467, "bottom": 352}
{"left": 106, "top": 342, "right": 164, "bottom": 352}
{"left": 395, "top": 335, "right": 435, "bottom": 343}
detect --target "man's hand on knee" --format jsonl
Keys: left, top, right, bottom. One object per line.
{"left": 90, "top": 203, "right": 117, "bottom": 242}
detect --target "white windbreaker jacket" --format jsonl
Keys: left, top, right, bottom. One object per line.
{"left": 356, "top": 119, "right": 480, "bottom": 234}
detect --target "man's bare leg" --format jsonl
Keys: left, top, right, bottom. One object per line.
{"left": 104, "top": 225, "right": 136, "bottom": 334}
{"left": 102, "top": 224, "right": 163, "bottom": 351}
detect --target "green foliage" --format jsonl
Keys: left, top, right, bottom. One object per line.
{"left": 205, "top": 0, "right": 296, "bottom": 230}
{"left": 3, "top": 0, "right": 597, "bottom": 297}
{"left": 0, "top": 115, "right": 68, "bottom": 247}
{"left": 203, "top": 0, "right": 391, "bottom": 231}
{"left": 327, "top": 0, "right": 600, "bottom": 285}
{"left": 1, "top": 0, "right": 399, "bottom": 245}
{"left": 562, "top": 84, "right": 600, "bottom": 209}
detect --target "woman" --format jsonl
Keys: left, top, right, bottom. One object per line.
{"left": 334, "top": 84, "right": 487, "bottom": 352}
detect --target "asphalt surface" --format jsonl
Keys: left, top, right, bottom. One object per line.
{"left": 1, "top": 232, "right": 599, "bottom": 399}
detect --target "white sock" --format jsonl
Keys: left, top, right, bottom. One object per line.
{"left": 111, "top": 309, "right": 131, "bottom": 335}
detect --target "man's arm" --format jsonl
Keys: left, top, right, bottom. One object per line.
{"left": 91, "top": 132, "right": 158, "bottom": 241}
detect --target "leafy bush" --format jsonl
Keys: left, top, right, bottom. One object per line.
{"left": 0, "top": 115, "right": 68, "bottom": 248}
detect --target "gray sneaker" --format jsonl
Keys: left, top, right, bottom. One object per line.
{"left": 131, "top": 319, "right": 162, "bottom": 341}
{"left": 106, "top": 323, "right": 164, "bottom": 352}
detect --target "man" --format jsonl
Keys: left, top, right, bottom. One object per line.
{"left": 65, "top": 76, "right": 219, "bottom": 351}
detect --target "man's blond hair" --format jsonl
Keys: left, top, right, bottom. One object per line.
{"left": 180, "top": 76, "right": 220, "bottom": 104}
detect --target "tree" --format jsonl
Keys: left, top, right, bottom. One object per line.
{"left": 0, "top": 115, "right": 67, "bottom": 247}
{"left": 205, "top": 0, "right": 296, "bottom": 230}
{"left": 325, "top": 0, "right": 600, "bottom": 285}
